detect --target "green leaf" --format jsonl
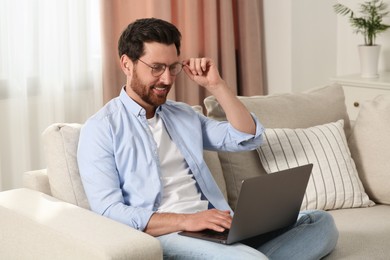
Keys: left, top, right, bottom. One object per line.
{"left": 333, "top": 0, "right": 390, "bottom": 45}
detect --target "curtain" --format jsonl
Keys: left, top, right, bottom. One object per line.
{"left": 101, "top": 0, "right": 265, "bottom": 106}
{"left": 0, "top": 0, "right": 103, "bottom": 191}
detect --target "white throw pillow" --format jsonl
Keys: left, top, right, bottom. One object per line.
{"left": 348, "top": 94, "right": 390, "bottom": 205}
{"left": 257, "top": 120, "right": 374, "bottom": 210}
{"left": 43, "top": 123, "right": 90, "bottom": 209}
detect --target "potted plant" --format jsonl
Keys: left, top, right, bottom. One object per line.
{"left": 334, "top": 0, "right": 390, "bottom": 78}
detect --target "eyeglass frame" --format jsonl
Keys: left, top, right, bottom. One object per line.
{"left": 137, "top": 58, "right": 183, "bottom": 77}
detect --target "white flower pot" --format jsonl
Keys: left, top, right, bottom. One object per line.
{"left": 358, "top": 45, "right": 381, "bottom": 78}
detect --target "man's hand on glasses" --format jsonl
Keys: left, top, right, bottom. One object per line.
{"left": 182, "top": 57, "right": 225, "bottom": 90}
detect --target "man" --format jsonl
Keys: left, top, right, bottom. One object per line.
{"left": 78, "top": 18, "right": 338, "bottom": 259}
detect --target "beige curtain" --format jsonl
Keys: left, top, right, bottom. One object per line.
{"left": 101, "top": 0, "right": 264, "bottom": 106}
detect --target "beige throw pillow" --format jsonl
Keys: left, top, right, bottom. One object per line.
{"left": 348, "top": 95, "right": 390, "bottom": 205}
{"left": 257, "top": 120, "right": 374, "bottom": 210}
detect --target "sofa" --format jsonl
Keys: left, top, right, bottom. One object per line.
{"left": 1, "top": 84, "right": 389, "bottom": 259}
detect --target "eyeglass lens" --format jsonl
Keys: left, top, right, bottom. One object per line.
{"left": 152, "top": 63, "right": 182, "bottom": 77}
{"left": 138, "top": 59, "right": 182, "bottom": 77}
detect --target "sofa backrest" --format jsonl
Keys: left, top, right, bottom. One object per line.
{"left": 204, "top": 84, "right": 352, "bottom": 209}
{"left": 42, "top": 85, "right": 352, "bottom": 211}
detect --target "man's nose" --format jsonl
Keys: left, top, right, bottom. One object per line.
{"left": 159, "top": 68, "right": 174, "bottom": 85}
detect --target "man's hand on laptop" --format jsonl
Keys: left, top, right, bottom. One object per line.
{"left": 182, "top": 209, "right": 232, "bottom": 232}
{"left": 144, "top": 209, "right": 232, "bottom": 237}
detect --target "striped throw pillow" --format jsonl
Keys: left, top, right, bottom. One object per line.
{"left": 257, "top": 120, "right": 374, "bottom": 210}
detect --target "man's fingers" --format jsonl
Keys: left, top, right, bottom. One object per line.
{"left": 183, "top": 209, "right": 232, "bottom": 232}
{"left": 200, "top": 57, "right": 208, "bottom": 71}
{"left": 208, "top": 209, "right": 232, "bottom": 229}
{"left": 183, "top": 58, "right": 210, "bottom": 76}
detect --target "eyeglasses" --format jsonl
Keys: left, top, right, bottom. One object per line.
{"left": 137, "top": 59, "right": 183, "bottom": 77}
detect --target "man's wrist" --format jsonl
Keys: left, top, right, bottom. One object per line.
{"left": 207, "top": 80, "right": 229, "bottom": 95}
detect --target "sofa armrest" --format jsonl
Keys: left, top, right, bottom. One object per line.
{"left": 0, "top": 189, "right": 162, "bottom": 260}
{"left": 23, "top": 169, "right": 52, "bottom": 195}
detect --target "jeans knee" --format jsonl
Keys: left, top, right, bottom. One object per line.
{"left": 295, "top": 210, "right": 339, "bottom": 258}
{"left": 316, "top": 211, "right": 337, "bottom": 232}
{"left": 300, "top": 210, "right": 335, "bottom": 226}
{"left": 311, "top": 211, "right": 339, "bottom": 255}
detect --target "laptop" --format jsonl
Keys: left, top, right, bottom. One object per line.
{"left": 178, "top": 164, "right": 313, "bottom": 245}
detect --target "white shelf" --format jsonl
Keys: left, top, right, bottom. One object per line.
{"left": 330, "top": 72, "right": 390, "bottom": 120}
{"left": 330, "top": 72, "right": 390, "bottom": 90}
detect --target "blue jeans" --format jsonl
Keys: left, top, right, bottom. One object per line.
{"left": 156, "top": 210, "right": 338, "bottom": 260}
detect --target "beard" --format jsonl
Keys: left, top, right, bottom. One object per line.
{"left": 130, "top": 68, "right": 172, "bottom": 108}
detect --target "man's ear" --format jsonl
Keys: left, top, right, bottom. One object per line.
{"left": 120, "top": 54, "right": 133, "bottom": 76}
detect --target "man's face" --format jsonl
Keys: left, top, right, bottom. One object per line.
{"left": 127, "top": 42, "right": 179, "bottom": 112}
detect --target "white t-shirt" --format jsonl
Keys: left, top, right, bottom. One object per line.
{"left": 147, "top": 114, "right": 209, "bottom": 213}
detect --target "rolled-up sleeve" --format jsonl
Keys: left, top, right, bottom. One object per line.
{"left": 201, "top": 112, "right": 264, "bottom": 152}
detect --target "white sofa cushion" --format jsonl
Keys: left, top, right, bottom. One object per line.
{"left": 23, "top": 169, "right": 51, "bottom": 196}
{"left": 257, "top": 120, "right": 374, "bottom": 210}
{"left": 327, "top": 205, "right": 390, "bottom": 259}
{"left": 0, "top": 188, "right": 162, "bottom": 259}
{"left": 348, "top": 94, "right": 390, "bottom": 205}
{"left": 42, "top": 123, "right": 89, "bottom": 209}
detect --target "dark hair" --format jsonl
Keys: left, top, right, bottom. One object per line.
{"left": 118, "top": 18, "right": 181, "bottom": 61}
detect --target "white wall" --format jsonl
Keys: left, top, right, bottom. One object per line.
{"left": 264, "top": 0, "right": 390, "bottom": 94}
{"left": 263, "top": 1, "right": 292, "bottom": 94}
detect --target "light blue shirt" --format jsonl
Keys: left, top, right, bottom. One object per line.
{"left": 77, "top": 87, "right": 264, "bottom": 231}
